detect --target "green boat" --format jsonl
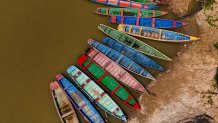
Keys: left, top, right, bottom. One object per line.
{"left": 98, "top": 24, "right": 172, "bottom": 61}
{"left": 77, "top": 55, "right": 141, "bottom": 110}
{"left": 67, "top": 65, "right": 128, "bottom": 121}
{"left": 96, "top": 7, "right": 168, "bottom": 18}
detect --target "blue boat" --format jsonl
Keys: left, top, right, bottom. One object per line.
{"left": 102, "top": 36, "right": 165, "bottom": 71}
{"left": 108, "top": 16, "right": 186, "bottom": 28}
{"left": 91, "top": 0, "right": 159, "bottom": 10}
{"left": 87, "top": 39, "right": 156, "bottom": 80}
{"left": 56, "top": 74, "right": 105, "bottom": 123}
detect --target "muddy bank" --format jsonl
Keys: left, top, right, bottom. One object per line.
{"left": 128, "top": 0, "right": 218, "bottom": 123}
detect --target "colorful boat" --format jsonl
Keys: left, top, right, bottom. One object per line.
{"left": 50, "top": 81, "right": 79, "bottom": 123}
{"left": 96, "top": 7, "right": 167, "bottom": 18}
{"left": 102, "top": 36, "right": 165, "bottom": 71}
{"left": 118, "top": 24, "right": 200, "bottom": 42}
{"left": 122, "top": 0, "right": 167, "bottom": 5}
{"left": 77, "top": 55, "right": 141, "bottom": 110}
{"left": 98, "top": 24, "right": 171, "bottom": 61}
{"left": 67, "top": 65, "right": 128, "bottom": 121}
{"left": 87, "top": 39, "right": 156, "bottom": 80}
{"left": 56, "top": 74, "right": 104, "bottom": 123}
{"left": 108, "top": 16, "right": 186, "bottom": 28}
{"left": 86, "top": 48, "right": 146, "bottom": 92}
{"left": 91, "top": 0, "right": 159, "bottom": 9}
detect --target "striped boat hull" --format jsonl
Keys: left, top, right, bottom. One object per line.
{"left": 77, "top": 55, "right": 141, "bottom": 110}
{"left": 86, "top": 48, "right": 146, "bottom": 92}
{"left": 96, "top": 7, "right": 168, "bottom": 18}
{"left": 118, "top": 24, "right": 199, "bottom": 42}
{"left": 108, "top": 16, "right": 186, "bottom": 29}
{"left": 56, "top": 74, "right": 104, "bottom": 123}
{"left": 122, "top": 0, "right": 167, "bottom": 5}
{"left": 102, "top": 36, "right": 165, "bottom": 71}
{"left": 88, "top": 39, "right": 156, "bottom": 80}
{"left": 98, "top": 24, "right": 172, "bottom": 61}
{"left": 50, "top": 81, "right": 79, "bottom": 123}
{"left": 91, "top": 0, "right": 159, "bottom": 9}
{"left": 67, "top": 65, "right": 128, "bottom": 121}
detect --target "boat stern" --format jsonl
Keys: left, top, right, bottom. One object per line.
{"left": 50, "top": 81, "right": 59, "bottom": 90}
{"left": 56, "top": 74, "right": 64, "bottom": 81}
{"left": 121, "top": 115, "right": 128, "bottom": 122}
{"left": 117, "top": 24, "right": 126, "bottom": 32}
{"left": 190, "top": 36, "right": 200, "bottom": 41}
{"left": 132, "top": 103, "right": 141, "bottom": 110}
{"left": 67, "top": 65, "right": 77, "bottom": 74}
{"left": 95, "top": 7, "right": 101, "bottom": 14}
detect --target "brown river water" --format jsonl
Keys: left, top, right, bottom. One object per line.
{"left": 0, "top": 0, "right": 199, "bottom": 123}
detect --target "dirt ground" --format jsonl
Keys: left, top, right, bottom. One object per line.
{"left": 128, "top": 0, "right": 218, "bottom": 123}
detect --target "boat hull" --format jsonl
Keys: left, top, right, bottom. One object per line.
{"left": 122, "top": 0, "right": 167, "bottom": 5}
{"left": 91, "top": 0, "right": 159, "bottom": 9}
{"left": 86, "top": 48, "right": 146, "bottom": 92}
{"left": 56, "top": 74, "right": 104, "bottom": 123}
{"left": 98, "top": 24, "right": 172, "bottom": 61}
{"left": 102, "top": 36, "right": 165, "bottom": 71}
{"left": 67, "top": 65, "right": 128, "bottom": 121}
{"left": 50, "top": 81, "right": 79, "bottom": 123}
{"left": 108, "top": 16, "right": 186, "bottom": 29}
{"left": 87, "top": 39, "right": 156, "bottom": 80}
{"left": 96, "top": 7, "right": 167, "bottom": 18}
{"left": 118, "top": 24, "right": 199, "bottom": 42}
{"left": 77, "top": 55, "right": 141, "bottom": 110}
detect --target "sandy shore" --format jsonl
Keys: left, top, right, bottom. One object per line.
{"left": 128, "top": 0, "right": 218, "bottom": 123}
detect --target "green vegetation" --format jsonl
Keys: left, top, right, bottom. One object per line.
{"left": 203, "top": 0, "right": 216, "bottom": 10}
{"left": 207, "top": 95, "right": 214, "bottom": 105}
{"left": 206, "top": 16, "right": 218, "bottom": 28}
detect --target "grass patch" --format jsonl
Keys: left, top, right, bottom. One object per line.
{"left": 203, "top": 0, "right": 216, "bottom": 10}
{"left": 206, "top": 16, "right": 218, "bottom": 28}
{"left": 207, "top": 95, "right": 214, "bottom": 105}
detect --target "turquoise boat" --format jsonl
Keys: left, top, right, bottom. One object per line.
{"left": 67, "top": 65, "right": 128, "bottom": 122}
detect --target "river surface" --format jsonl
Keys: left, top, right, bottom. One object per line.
{"left": 0, "top": 0, "right": 199, "bottom": 123}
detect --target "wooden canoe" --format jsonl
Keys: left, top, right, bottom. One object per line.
{"left": 122, "top": 0, "right": 167, "bottom": 5}
{"left": 86, "top": 47, "right": 146, "bottom": 92}
{"left": 87, "top": 39, "right": 156, "bottom": 80}
{"left": 56, "top": 74, "right": 104, "bottom": 123}
{"left": 91, "top": 0, "right": 159, "bottom": 9}
{"left": 98, "top": 24, "right": 172, "bottom": 61}
{"left": 96, "top": 7, "right": 167, "bottom": 18}
{"left": 102, "top": 36, "right": 165, "bottom": 71}
{"left": 77, "top": 55, "right": 141, "bottom": 110}
{"left": 108, "top": 16, "right": 186, "bottom": 29}
{"left": 67, "top": 65, "right": 128, "bottom": 122}
{"left": 50, "top": 81, "right": 79, "bottom": 123}
{"left": 118, "top": 24, "right": 200, "bottom": 42}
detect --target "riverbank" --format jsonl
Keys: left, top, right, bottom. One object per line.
{"left": 128, "top": 0, "right": 218, "bottom": 123}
